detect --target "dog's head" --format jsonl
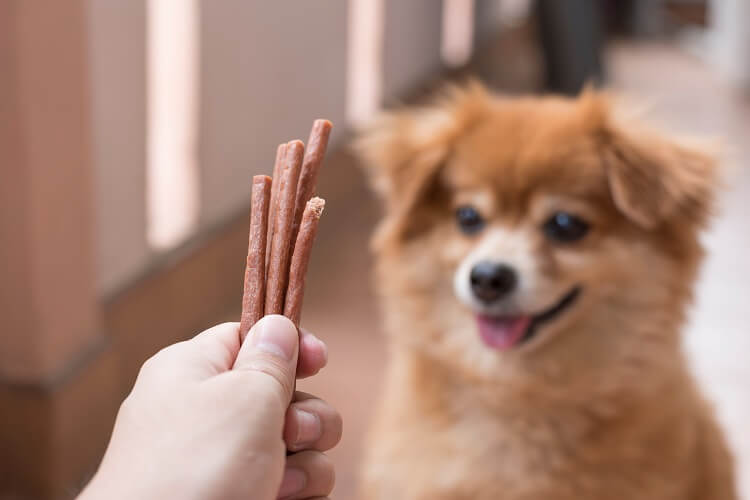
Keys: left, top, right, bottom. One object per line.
{"left": 357, "top": 83, "right": 717, "bottom": 396}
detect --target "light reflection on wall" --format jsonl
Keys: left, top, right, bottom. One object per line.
{"left": 441, "top": 0, "right": 475, "bottom": 68}
{"left": 146, "top": 0, "right": 200, "bottom": 250}
{"left": 347, "top": 0, "right": 385, "bottom": 126}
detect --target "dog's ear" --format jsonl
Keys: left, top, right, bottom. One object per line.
{"left": 355, "top": 83, "right": 488, "bottom": 246}
{"left": 355, "top": 110, "right": 451, "bottom": 247}
{"left": 597, "top": 112, "right": 718, "bottom": 230}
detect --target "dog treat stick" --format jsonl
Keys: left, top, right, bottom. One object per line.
{"left": 239, "top": 175, "right": 272, "bottom": 340}
{"left": 284, "top": 197, "right": 325, "bottom": 327}
{"left": 291, "top": 120, "right": 332, "bottom": 251}
{"left": 266, "top": 143, "right": 287, "bottom": 272}
{"left": 265, "top": 140, "right": 305, "bottom": 315}
{"left": 240, "top": 120, "right": 332, "bottom": 338}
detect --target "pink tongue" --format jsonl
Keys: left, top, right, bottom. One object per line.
{"left": 476, "top": 315, "right": 532, "bottom": 350}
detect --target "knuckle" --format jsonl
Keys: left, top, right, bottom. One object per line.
{"left": 242, "top": 359, "right": 295, "bottom": 403}
{"left": 141, "top": 342, "right": 185, "bottom": 369}
{"left": 136, "top": 355, "right": 159, "bottom": 379}
{"left": 118, "top": 394, "right": 134, "bottom": 416}
{"left": 260, "top": 366, "right": 295, "bottom": 397}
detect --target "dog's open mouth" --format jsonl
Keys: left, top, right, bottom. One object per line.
{"left": 476, "top": 287, "right": 581, "bottom": 350}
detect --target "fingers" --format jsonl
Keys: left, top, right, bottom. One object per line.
{"left": 283, "top": 392, "right": 343, "bottom": 452}
{"left": 277, "top": 451, "right": 335, "bottom": 499}
{"left": 191, "top": 321, "right": 241, "bottom": 350}
{"left": 189, "top": 322, "right": 242, "bottom": 374}
{"left": 296, "top": 329, "right": 328, "bottom": 378}
{"left": 136, "top": 323, "right": 242, "bottom": 383}
{"left": 139, "top": 321, "right": 327, "bottom": 383}
{"left": 233, "top": 315, "right": 299, "bottom": 408}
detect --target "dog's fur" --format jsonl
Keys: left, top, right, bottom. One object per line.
{"left": 356, "top": 84, "right": 736, "bottom": 500}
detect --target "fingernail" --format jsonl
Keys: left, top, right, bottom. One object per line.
{"left": 278, "top": 467, "right": 306, "bottom": 498}
{"left": 291, "top": 408, "right": 321, "bottom": 450}
{"left": 314, "top": 336, "right": 328, "bottom": 365}
{"left": 250, "top": 315, "right": 297, "bottom": 361}
{"left": 303, "top": 333, "right": 328, "bottom": 365}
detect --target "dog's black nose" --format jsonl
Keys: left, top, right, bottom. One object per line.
{"left": 470, "top": 261, "right": 517, "bottom": 303}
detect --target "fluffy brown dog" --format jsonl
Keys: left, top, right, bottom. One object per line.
{"left": 356, "top": 83, "right": 736, "bottom": 500}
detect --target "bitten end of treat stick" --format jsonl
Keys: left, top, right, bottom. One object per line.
{"left": 284, "top": 197, "right": 325, "bottom": 326}
{"left": 306, "top": 196, "right": 325, "bottom": 218}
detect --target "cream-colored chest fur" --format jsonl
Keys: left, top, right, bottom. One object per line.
{"left": 360, "top": 354, "right": 732, "bottom": 500}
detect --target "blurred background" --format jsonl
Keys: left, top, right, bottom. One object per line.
{"left": 1, "top": 0, "right": 749, "bottom": 498}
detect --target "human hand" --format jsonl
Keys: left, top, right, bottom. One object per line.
{"left": 79, "top": 315, "right": 341, "bottom": 500}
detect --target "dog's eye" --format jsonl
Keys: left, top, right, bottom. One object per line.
{"left": 543, "top": 212, "right": 589, "bottom": 242}
{"left": 455, "top": 205, "right": 485, "bottom": 234}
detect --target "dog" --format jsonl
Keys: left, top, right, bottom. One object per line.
{"left": 355, "top": 83, "right": 736, "bottom": 500}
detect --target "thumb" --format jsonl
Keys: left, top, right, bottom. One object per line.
{"left": 232, "top": 314, "right": 299, "bottom": 406}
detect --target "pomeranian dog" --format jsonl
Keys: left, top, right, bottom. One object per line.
{"left": 355, "top": 83, "right": 736, "bottom": 500}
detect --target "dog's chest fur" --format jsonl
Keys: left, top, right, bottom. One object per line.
{"left": 360, "top": 352, "right": 723, "bottom": 500}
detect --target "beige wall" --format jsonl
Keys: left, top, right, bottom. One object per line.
{"left": 710, "top": 0, "right": 750, "bottom": 88}
{"left": 87, "top": 1, "right": 496, "bottom": 295}
{"left": 88, "top": 0, "right": 150, "bottom": 296}
{"left": 89, "top": 1, "right": 353, "bottom": 294}
{"left": 198, "top": 1, "right": 349, "bottom": 228}
{"left": 0, "top": 0, "right": 99, "bottom": 381}
{"left": 383, "top": 0, "right": 443, "bottom": 100}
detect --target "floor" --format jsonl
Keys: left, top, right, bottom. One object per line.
{"left": 291, "top": 41, "right": 750, "bottom": 499}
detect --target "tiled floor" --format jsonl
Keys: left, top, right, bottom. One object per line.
{"left": 294, "top": 42, "right": 750, "bottom": 499}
